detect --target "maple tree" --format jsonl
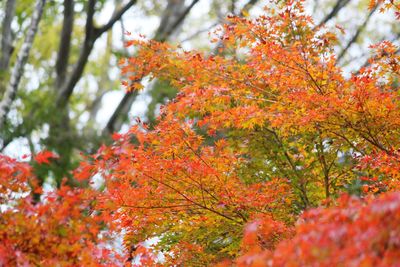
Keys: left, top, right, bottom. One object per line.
{"left": 1, "top": 0, "right": 400, "bottom": 266}
{"left": 99, "top": 0, "right": 399, "bottom": 264}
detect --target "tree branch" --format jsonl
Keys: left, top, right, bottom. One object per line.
{"left": 155, "top": 0, "right": 200, "bottom": 42}
{"left": 317, "top": 0, "right": 351, "bottom": 27}
{"left": 240, "top": 0, "right": 259, "bottom": 16}
{"left": 95, "top": 0, "right": 137, "bottom": 38}
{"left": 337, "top": 4, "right": 378, "bottom": 63}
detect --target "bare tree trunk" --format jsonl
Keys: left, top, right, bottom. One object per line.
{"left": 0, "top": 0, "right": 46, "bottom": 129}
{"left": 56, "top": 0, "right": 137, "bottom": 107}
{"left": 56, "top": 0, "right": 96, "bottom": 107}
{"left": 154, "top": 0, "right": 187, "bottom": 41}
{"left": 36, "top": 0, "right": 137, "bottom": 183}
{"left": 55, "top": 0, "right": 74, "bottom": 89}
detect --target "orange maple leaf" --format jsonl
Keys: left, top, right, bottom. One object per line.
{"left": 34, "top": 150, "right": 59, "bottom": 164}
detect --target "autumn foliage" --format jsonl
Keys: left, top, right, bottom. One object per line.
{"left": 0, "top": 155, "right": 121, "bottom": 266}
{"left": 1, "top": 0, "right": 400, "bottom": 266}
{"left": 236, "top": 192, "right": 400, "bottom": 267}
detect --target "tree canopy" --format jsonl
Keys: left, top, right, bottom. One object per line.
{"left": 0, "top": 0, "right": 400, "bottom": 266}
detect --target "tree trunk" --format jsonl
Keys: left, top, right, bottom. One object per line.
{"left": 0, "top": 0, "right": 46, "bottom": 129}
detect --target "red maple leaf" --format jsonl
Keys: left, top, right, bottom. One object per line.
{"left": 34, "top": 150, "right": 59, "bottom": 164}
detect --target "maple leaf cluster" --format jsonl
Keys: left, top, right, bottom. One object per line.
{"left": 0, "top": 155, "right": 122, "bottom": 266}
{"left": 235, "top": 192, "right": 400, "bottom": 266}
{"left": 1, "top": 0, "right": 400, "bottom": 266}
